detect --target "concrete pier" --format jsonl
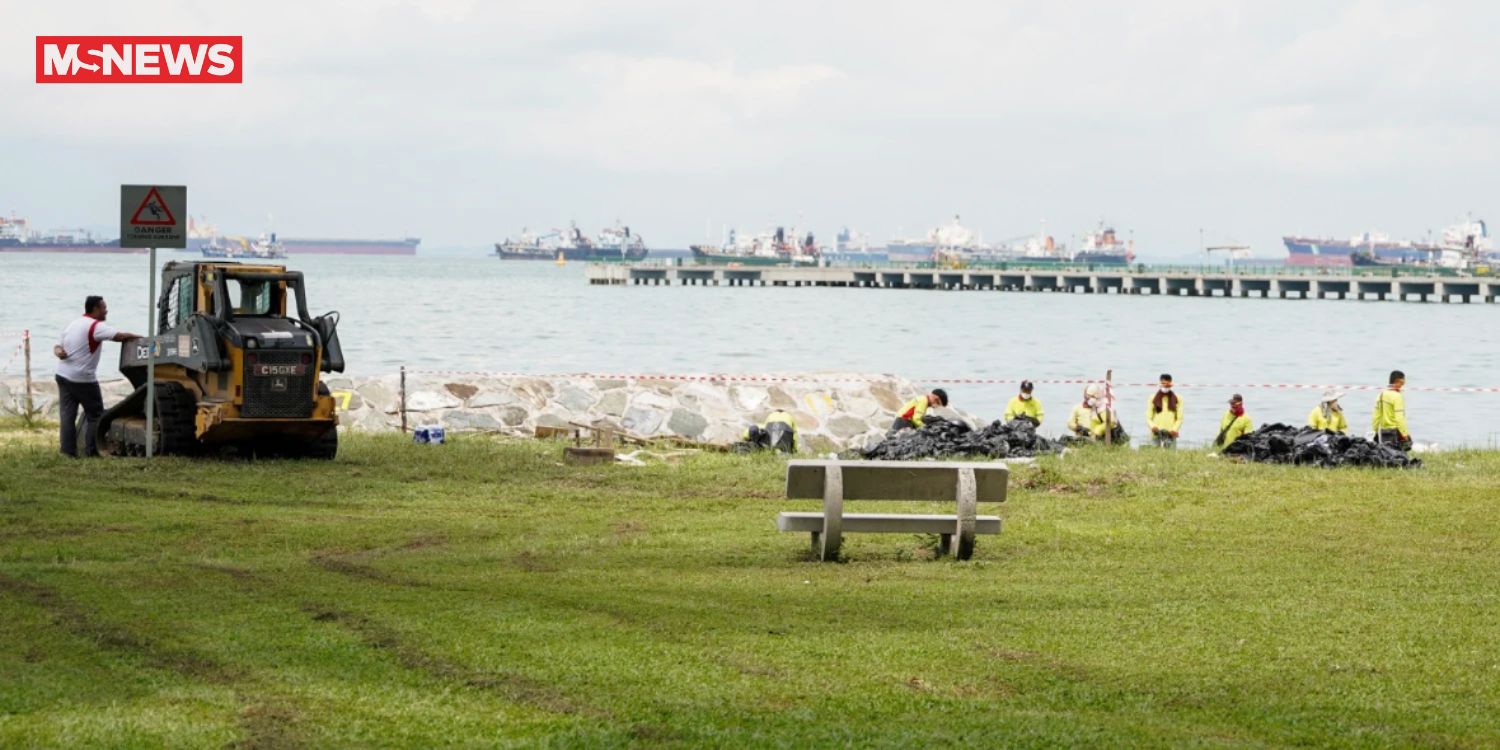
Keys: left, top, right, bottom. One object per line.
{"left": 586, "top": 264, "right": 1500, "bottom": 304}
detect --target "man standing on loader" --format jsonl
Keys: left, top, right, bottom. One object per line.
{"left": 52, "top": 296, "right": 141, "bottom": 457}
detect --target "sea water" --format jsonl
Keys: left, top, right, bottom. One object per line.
{"left": 3, "top": 252, "right": 1496, "bottom": 447}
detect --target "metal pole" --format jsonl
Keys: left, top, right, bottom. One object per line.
{"left": 145, "top": 247, "right": 156, "bottom": 458}
{"left": 399, "top": 365, "right": 407, "bottom": 434}
{"left": 22, "top": 330, "right": 33, "bottom": 418}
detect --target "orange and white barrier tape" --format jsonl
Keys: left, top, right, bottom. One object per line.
{"left": 402, "top": 369, "right": 1500, "bottom": 394}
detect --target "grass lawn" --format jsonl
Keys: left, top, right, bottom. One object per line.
{"left": 1, "top": 427, "right": 1497, "bottom": 748}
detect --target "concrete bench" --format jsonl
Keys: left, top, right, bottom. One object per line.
{"left": 778, "top": 460, "right": 1009, "bottom": 561}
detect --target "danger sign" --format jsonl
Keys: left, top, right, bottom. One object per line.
{"left": 120, "top": 184, "right": 186, "bottom": 248}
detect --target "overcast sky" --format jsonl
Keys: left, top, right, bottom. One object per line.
{"left": 6, "top": 1, "right": 1500, "bottom": 257}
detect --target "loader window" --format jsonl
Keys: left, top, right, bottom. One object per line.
{"left": 160, "top": 277, "right": 198, "bottom": 330}
{"left": 229, "top": 279, "right": 276, "bottom": 316}
{"left": 162, "top": 278, "right": 183, "bottom": 330}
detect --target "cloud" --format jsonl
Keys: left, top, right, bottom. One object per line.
{"left": 6, "top": 0, "right": 1500, "bottom": 251}
{"left": 518, "top": 55, "right": 844, "bottom": 171}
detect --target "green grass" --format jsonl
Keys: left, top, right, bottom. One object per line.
{"left": 1, "top": 434, "right": 1497, "bottom": 748}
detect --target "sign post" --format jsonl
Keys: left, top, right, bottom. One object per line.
{"left": 120, "top": 185, "right": 186, "bottom": 458}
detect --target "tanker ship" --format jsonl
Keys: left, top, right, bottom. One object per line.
{"left": 184, "top": 218, "right": 418, "bottom": 255}
{"left": 1283, "top": 218, "right": 1489, "bottom": 268}
{"left": 0, "top": 214, "right": 140, "bottom": 254}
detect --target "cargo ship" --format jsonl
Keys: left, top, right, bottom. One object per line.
{"left": 886, "top": 215, "right": 989, "bottom": 263}
{"left": 0, "top": 214, "right": 140, "bottom": 254}
{"left": 1070, "top": 224, "right": 1135, "bottom": 265}
{"left": 690, "top": 226, "right": 819, "bottom": 266}
{"left": 495, "top": 222, "right": 647, "bottom": 261}
{"left": 1284, "top": 218, "right": 1489, "bottom": 269}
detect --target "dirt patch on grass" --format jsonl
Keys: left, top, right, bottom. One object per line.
{"left": 514, "top": 550, "right": 558, "bottom": 573}
{"left": 0, "top": 572, "right": 240, "bottom": 683}
{"left": 116, "top": 484, "right": 352, "bottom": 509}
{"left": 0, "top": 572, "right": 307, "bottom": 748}
{"left": 310, "top": 534, "right": 453, "bottom": 587}
{"left": 302, "top": 604, "right": 603, "bottom": 719}
{"left": 611, "top": 520, "right": 647, "bottom": 540}
{"left": 398, "top": 534, "right": 447, "bottom": 551}
{"left": 310, "top": 553, "right": 422, "bottom": 587}
{"left": 983, "top": 645, "right": 1093, "bottom": 680}
{"left": 234, "top": 700, "right": 305, "bottom": 750}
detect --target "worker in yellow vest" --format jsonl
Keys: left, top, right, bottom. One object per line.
{"left": 1213, "top": 393, "right": 1254, "bottom": 449}
{"left": 1146, "top": 373, "right": 1184, "bottom": 448}
{"left": 741, "top": 410, "right": 798, "bottom": 453}
{"left": 890, "top": 388, "right": 948, "bottom": 433}
{"left": 1371, "top": 370, "right": 1411, "bottom": 450}
{"left": 1003, "top": 380, "right": 1044, "bottom": 426}
{"left": 1307, "top": 390, "right": 1349, "bottom": 433}
{"left": 1066, "top": 384, "right": 1118, "bottom": 442}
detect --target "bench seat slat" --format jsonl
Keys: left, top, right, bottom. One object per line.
{"left": 776, "top": 512, "right": 1001, "bottom": 535}
{"left": 785, "top": 460, "right": 1009, "bottom": 502}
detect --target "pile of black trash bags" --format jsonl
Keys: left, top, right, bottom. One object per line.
{"left": 1220, "top": 424, "right": 1421, "bottom": 469}
{"left": 863, "top": 417, "right": 1061, "bottom": 461}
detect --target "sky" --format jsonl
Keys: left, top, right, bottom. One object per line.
{"left": 5, "top": 0, "right": 1500, "bottom": 258}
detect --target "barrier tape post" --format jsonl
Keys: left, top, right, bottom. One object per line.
{"left": 399, "top": 365, "right": 408, "bottom": 435}
{"left": 1104, "top": 368, "right": 1114, "bottom": 446}
{"left": 22, "top": 330, "right": 33, "bottom": 420}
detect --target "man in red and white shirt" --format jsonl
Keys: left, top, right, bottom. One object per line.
{"left": 52, "top": 296, "right": 140, "bottom": 457}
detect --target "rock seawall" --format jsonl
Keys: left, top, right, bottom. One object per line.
{"left": 2, "top": 373, "right": 973, "bottom": 452}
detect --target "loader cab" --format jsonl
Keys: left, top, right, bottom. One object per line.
{"left": 154, "top": 261, "right": 345, "bottom": 374}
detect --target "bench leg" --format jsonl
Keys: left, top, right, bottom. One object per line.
{"left": 953, "top": 467, "right": 977, "bottom": 560}
{"left": 810, "top": 531, "right": 820, "bottom": 555}
{"left": 819, "top": 465, "right": 844, "bottom": 562}
{"left": 939, "top": 534, "right": 951, "bottom": 557}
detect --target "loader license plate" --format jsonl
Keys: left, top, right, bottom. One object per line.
{"left": 254, "top": 364, "right": 306, "bottom": 376}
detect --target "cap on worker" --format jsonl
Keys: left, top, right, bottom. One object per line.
{"left": 1229, "top": 393, "right": 1243, "bottom": 404}
{"left": 1322, "top": 389, "right": 1344, "bottom": 402}
{"left": 1020, "top": 380, "right": 1034, "bottom": 393}
{"left": 932, "top": 388, "right": 949, "bottom": 407}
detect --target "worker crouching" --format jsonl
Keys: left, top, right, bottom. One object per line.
{"left": 1307, "top": 390, "right": 1349, "bottom": 433}
{"left": 1214, "top": 393, "right": 1254, "bottom": 449}
{"left": 1065, "top": 385, "right": 1125, "bottom": 445}
{"left": 737, "top": 410, "right": 798, "bottom": 454}
{"left": 1003, "top": 380, "right": 1044, "bottom": 427}
{"left": 1146, "top": 373, "right": 1183, "bottom": 449}
{"left": 890, "top": 388, "right": 948, "bottom": 434}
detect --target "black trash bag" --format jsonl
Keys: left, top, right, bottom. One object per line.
{"left": 1221, "top": 424, "right": 1420, "bottom": 469}
{"left": 863, "top": 416, "right": 1062, "bottom": 461}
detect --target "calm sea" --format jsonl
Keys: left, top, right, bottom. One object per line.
{"left": 3, "top": 252, "right": 1496, "bottom": 447}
